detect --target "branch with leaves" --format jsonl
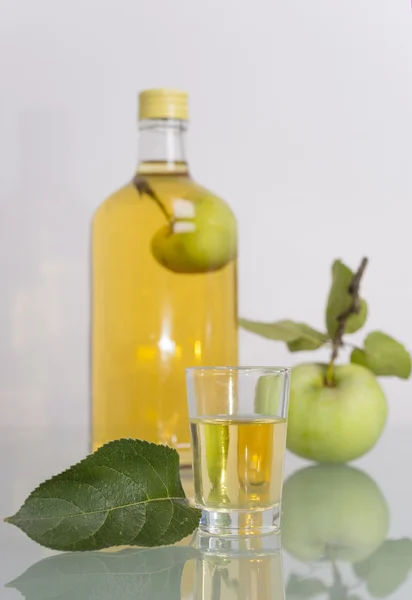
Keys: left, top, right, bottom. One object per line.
{"left": 325, "top": 257, "right": 368, "bottom": 385}
{"left": 240, "top": 257, "right": 411, "bottom": 383}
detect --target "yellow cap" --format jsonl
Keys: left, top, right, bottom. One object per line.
{"left": 139, "top": 89, "right": 189, "bottom": 120}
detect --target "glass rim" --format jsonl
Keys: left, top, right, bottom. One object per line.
{"left": 186, "top": 366, "right": 291, "bottom": 375}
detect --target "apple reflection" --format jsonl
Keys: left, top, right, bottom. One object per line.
{"left": 282, "top": 465, "right": 389, "bottom": 563}
{"left": 282, "top": 465, "right": 412, "bottom": 599}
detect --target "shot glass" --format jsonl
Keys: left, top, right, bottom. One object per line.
{"left": 186, "top": 366, "right": 290, "bottom": 536}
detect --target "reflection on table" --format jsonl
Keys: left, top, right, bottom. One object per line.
{"left": 193, "top": 531, "right": 284, "bottom": 600}
{"left": 281, "top": 464, "right": 412, "bottom": 600}
{"left": 4, "top": 447, "right": 412, "bottom": 600}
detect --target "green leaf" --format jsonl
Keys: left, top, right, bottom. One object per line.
{"left": 351, "top": 332, "right": 411, "bottom": 379}
{"left": 346, "top": 299, "right": 368, "bottom": 334}
{"left": 286, "top": 324, "right": 329, "bottom": 352}
{"left": 353, "top": 539, "right": 412, "bottom": 597}
{"left": 350, "top": 348, "right": 368, "bottom": 368}
{"left": 326, "top": 260, "right": 368, "bottom": 337}
{"left": 286, "top": 574, "right": 328, "bottom": 599}
{"left": 5, "top": 439, "right": 201, "bottom": 551}
{"left": 240, "top": 319, "right": 305, "bottom": 341}
{"left": 239, "top": 319, "right": 328, "bottom": 352}
{"left": 6, "top": 545, "right": 199, "bottom": 600}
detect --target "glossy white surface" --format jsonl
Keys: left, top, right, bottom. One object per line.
{"left": 1, "top": 425, "right": 411, "bottom": 599}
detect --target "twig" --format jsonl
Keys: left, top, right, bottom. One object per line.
{"left": 133, "top": 175, "right": 172, "bottom": 224}
{"left": 326, "top": 257, "right": 368, "bottom": 386}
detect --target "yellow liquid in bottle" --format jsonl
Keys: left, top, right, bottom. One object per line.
{"left": 92, "top": 163, "right": 238, "bottom": 465}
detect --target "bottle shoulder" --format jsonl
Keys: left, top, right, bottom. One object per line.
{"left": 93, "top": 181, "right": 137, "bottom": 218}
{"left": 99, "top": 180, "right": 137, "bottom": 205}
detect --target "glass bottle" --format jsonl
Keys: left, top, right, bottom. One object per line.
{"left": 91, "top": 89, "right": 238, "bottom": 465}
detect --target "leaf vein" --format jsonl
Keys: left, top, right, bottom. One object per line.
{"left": 11, "top": 497, "right": 187, "bottom": 522}
{"left": 125, "top": 440, "right": 170, "bottom": 496}
{"left": 85, "top": 466, "right": 150, "bottom": 501}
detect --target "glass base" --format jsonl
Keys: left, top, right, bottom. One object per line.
{"left": 199, "top": 505, "right": 280, "bottom": 536}
{"left": 194, "top": 528, "right": 281, "bottom": 556}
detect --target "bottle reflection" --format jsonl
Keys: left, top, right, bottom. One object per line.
{"left": 193, "top": 531, "right": 285, "bottom": 600}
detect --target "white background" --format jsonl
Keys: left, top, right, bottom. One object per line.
{"left": 1, "top": 0, "right": 411, "bottom": 428}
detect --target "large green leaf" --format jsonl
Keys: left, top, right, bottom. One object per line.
{"left": 239, "top": 319, "right": 328, "bottom": 352}
{"left": 6, "top": 545, "right": 199, "bottom": 600}
{"left": 326, "top": 260, "right": 368, "bottom": 337}
{"left": 353, "top": 539, "right": 412, "bottom": 597}
{"left": 351, "top": 332, "right": 411, "bottom": 379}
{"left": 5, "top": 439, "right": 201, "bottom": 551}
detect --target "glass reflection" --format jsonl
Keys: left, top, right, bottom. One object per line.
{"left": 193, "top": 531, "right": 285, "bottom": 600}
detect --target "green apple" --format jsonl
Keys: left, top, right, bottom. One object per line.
{"left": 287, "top": 363, "right": 387, "bottom": 463}
{"left": 282, "top": 465, "right": 389, "bottom": 563}
{"left": 151, "top": 193, "right": 237, "bottom": 274}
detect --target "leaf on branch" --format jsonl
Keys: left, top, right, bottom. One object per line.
{"left": 5, "top": 439, "right": 201, "bottom": 551}
{"left": 350, "top": 348, "right": 368, "bottom": 368}
{"left": 351, "top": 332, "right": 411, "bottom": 379}
{"left": 239, "top": 319, "right": 328, "bottom": 352}
{"left": 326, "top": 260, "right": 368, "bottom": 337}
{"left": 286, "top": 324, "right": 329, "bottom": 352}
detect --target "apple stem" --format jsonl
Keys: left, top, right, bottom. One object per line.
{"left": 325, "top": 361, "right": 336, "bottom": 387}
{"left": 327, "top": 257, "right": 369, "bottom": 385}
{"left": 133, "top": 176, "right": 173, "bottom": 224}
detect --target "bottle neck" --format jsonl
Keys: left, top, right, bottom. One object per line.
{"left": 137, "top": 119, "right": 189, "bottom": 175}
